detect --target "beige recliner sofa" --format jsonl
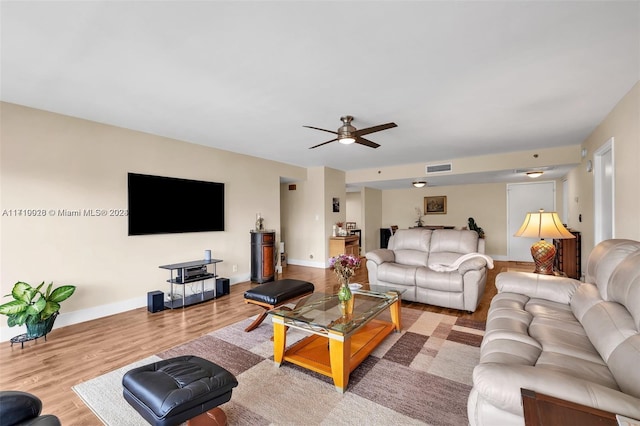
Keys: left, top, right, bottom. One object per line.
{"left": 365, "top": 228, "right": 491, "bottom": 312}
{"left": 468, "top": 239, "right": 640, "bottom": 425}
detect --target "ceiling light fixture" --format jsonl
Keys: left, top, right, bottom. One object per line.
{"left": 412, "top": 180, "right": 427, "bottom": 188}
{"left": 526, "top": 171, "right": 543, "bottom": 178}
{"left": 338, "top": 135, "right": 356, "bottom": 144}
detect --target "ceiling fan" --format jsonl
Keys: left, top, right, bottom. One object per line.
{"left": 304, "top": 115, "right": 397, "bottom": 149}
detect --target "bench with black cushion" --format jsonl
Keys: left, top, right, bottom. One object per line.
{"left": 122, "top": 355, "right": 238, "bottom": 426}
{"left": 243, "top": 279, "right": 314, "bottom": 332}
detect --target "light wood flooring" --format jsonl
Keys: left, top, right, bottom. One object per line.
{"left": 0, "top": 260, "right": 528, "bottom": 425}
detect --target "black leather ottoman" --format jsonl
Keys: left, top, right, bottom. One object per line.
{"left": 243, "top": 279, "right": 315, "bottom": 332}
{"left": 122, "top": 356, "right": 238, "bottom": 426}
{"left": 0, "top": 391, "right": 61, "bottom": 426}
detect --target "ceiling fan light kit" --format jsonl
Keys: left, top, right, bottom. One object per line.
{"left": 338, "top": 136, "right": 356, "bottom": 145}
{"left": 304, "top": 115, "right": 397, "bottom": 149}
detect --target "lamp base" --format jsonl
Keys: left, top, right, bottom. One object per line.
{"left": 530, "top": 239, "right": 556, "bottom": 275}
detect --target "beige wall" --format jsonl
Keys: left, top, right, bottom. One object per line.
{"left": 568, "top": 81, "right": 640, "bottom": 268}
{"left": 280, "top": 167, "right": 346, "bottom": 267}
{"left": 0, "top": 102, "right": 306, "bottom": 340}
{"left": 381, "top": 183, "right": 509, "bottom": 257}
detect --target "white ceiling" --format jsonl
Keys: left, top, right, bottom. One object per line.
{"left": 2, "top": 1, "right": 639, "bottom": 190}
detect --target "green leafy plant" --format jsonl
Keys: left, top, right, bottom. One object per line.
{"left": 0, "top": 281, "right": 76, "bottom": 327}
{"left": 468, "top": 217, "right": 485, "bottom": 239}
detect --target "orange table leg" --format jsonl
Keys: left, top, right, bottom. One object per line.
{"left": 273, "top": 318, "right": 286, "bottom": 366}
{"left": 389, "top": 298, "right": 402, "bottom": 332}
{"left": 329, "top": 332, "right": 350, "bottom": 393}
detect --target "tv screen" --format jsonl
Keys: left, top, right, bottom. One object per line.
{"left": 128, "top": 173, "right": 224, "bottom": 235}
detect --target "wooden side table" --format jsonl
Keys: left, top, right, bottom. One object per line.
{"left": 521, "top": 388, "right": 618, "bottom": 426}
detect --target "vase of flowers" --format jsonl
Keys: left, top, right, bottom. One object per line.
{"left": 329, "top": 254, "right": 361, "bottom": 317}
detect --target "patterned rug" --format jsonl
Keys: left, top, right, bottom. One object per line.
{"left": 73, "top": 308, "right": 484, "bottom": 425}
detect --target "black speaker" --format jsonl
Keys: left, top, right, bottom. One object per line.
{"left": 215, "top": 278, "right": 230, "bottom": 298}
{"left": 147, "top": 290, "right": 164, "bottom": 313}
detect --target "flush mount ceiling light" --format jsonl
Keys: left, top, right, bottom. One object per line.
{"left": 412, "top": 180, "right": 427, "bottom": 188}
{"left": 526, "top": 171, "right": 544, "bottom": 178}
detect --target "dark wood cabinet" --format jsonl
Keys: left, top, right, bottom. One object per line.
{"left": 251, "top": 231, "right": 275, "bottom": 283}
{"left": 522, "top": 388, "right": 617, "bottom": 426}
{"left": 554, "top": 230, "right": 581, "bottom": 279}
{"left": 380, "top": 228, "right": 392, "bottom": 248}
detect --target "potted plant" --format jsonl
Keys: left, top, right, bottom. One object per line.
{"left": 468, "top": 217, "right": 485, "bottom": 239}
{"left": 415, "top": 207, "right": 424, "bottom": 227}
{"left": 0, "top": 281, "right": 76, "bottom": 338}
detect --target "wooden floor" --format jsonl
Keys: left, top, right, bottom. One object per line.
{"left": 0, "top": 260, "right": 526, "bottom": 425}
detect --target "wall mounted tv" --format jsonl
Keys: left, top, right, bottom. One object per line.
{"left": 128, "top": 173, "right": 225, "bottom": 235}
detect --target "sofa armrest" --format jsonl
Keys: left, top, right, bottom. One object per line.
{"left": 459, "top": 257, "right": 489, "bottom": 274}
{"left": 365, "top": 249, "right": 395, "bottom": 265}
{"left": 495, "top": 271, "right": 580, "bottom": 304}
{"left": 473, "top": 363, "right": 640, "bottom": 420}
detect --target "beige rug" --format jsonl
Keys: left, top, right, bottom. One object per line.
{"left": 73, "top": 309, "right": 484, "bottom": 425}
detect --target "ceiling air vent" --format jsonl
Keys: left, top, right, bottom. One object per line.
{"left": 425, "top": 163, "right": 453, "bottom": 174}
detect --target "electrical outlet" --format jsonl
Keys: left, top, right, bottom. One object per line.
{"left": 232, "top": 264, "right": 238, "bottom": 272}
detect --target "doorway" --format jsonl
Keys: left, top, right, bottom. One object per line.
{"left": 507, "top": 181, "right": 556, "bottom": 261}
{"left": 594, "top": 138, "right": 614, "bottom": 244}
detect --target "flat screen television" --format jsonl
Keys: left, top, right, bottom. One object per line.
{"left": 128, "top": 173, "right": 225, "bottom": 235}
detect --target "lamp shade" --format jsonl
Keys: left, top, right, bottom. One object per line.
{"left": 514, "top": 210, "right": 575, "bottom": 239}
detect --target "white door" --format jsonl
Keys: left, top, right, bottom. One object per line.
{"left": 595, "top": 138, "right": 614, "bottom": 244}
{"left": 507, "top": 181, "right": 556, "bottom": 261}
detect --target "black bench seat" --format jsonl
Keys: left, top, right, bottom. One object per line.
{"left": 243, "top": 279, "right": 314, "bottom": 332}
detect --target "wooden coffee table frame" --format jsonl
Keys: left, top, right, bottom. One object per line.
{"left": 272, "top": 294, "right": 401, "bottom": 393}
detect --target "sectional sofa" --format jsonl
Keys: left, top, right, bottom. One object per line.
{"left": 468, "top": 239, "right": 640, "bottom": 425}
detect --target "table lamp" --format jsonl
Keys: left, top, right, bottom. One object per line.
{"left": 514, "top": 209, "right": 575, "bottom": 275}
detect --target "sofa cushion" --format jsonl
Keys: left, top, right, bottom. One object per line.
{"left": 608, "top": 335, "right": 640, "bottom": 398}
{"left": 571, "top": 283, "right": 603, "bottom": 322}
{"left": 582, "top": 302, "right": 637, "bottom": 362}
{"left": 415, "top": 267, "right": 463, "bottom": 291}
{"left": 428, "top": 252, "right": 464, "bottom": 269}
{"left": 376, "top": 263, "right": 417, "bottom": 286}
{"left": 388, "top": 229, "right": 431, "bottom": 266}
{"left": 496, "top": 271, "right": 580, "bottom": 304}
{"left": 585, "top": 239, "right": 640, "bottom": 300}
{"left": 430, "top": 229, "right": 478, "bottom": 254}
{"left": 535, "top": 352, "right": 618, "bottom": 389}
{"left": 608, "top": 251, "right": 640, "bottom": 329}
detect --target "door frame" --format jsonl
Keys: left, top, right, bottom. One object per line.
{"left": 594, "top": 137, "right": 615, "bottom": 244}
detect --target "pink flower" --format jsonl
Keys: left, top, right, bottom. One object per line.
{"left": 329, "top": 254, "right": 361, "bottom": 282}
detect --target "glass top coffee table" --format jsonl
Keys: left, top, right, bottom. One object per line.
{"left": 270, "top": 285, "right": 404, "bottom": 393}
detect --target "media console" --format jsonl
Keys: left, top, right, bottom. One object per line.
{"left": 159, "top": 258, "right": 224, "bottom": 309}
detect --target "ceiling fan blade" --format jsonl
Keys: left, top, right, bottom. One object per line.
{"left": 355, "top": 122, "right": 397, "bottom": 136}
{"left": 355, "top": 137, "right": 380, "bottom": 149}
{"left": 309, "top": 138, "right": 339, "bottom": 149}
{"left": 303, "top": 125, "right": 338, "bottom": 135}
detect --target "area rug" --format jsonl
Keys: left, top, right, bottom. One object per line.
{"left": 73, "top": 309, "right": 484, "bottom": 425}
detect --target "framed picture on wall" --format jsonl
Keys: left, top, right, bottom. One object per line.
{"left": 425, "top": 196, "right": 447, "bottom": 214}
{"left": 333, "top": 197, "right": 340, "bottom": 212}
